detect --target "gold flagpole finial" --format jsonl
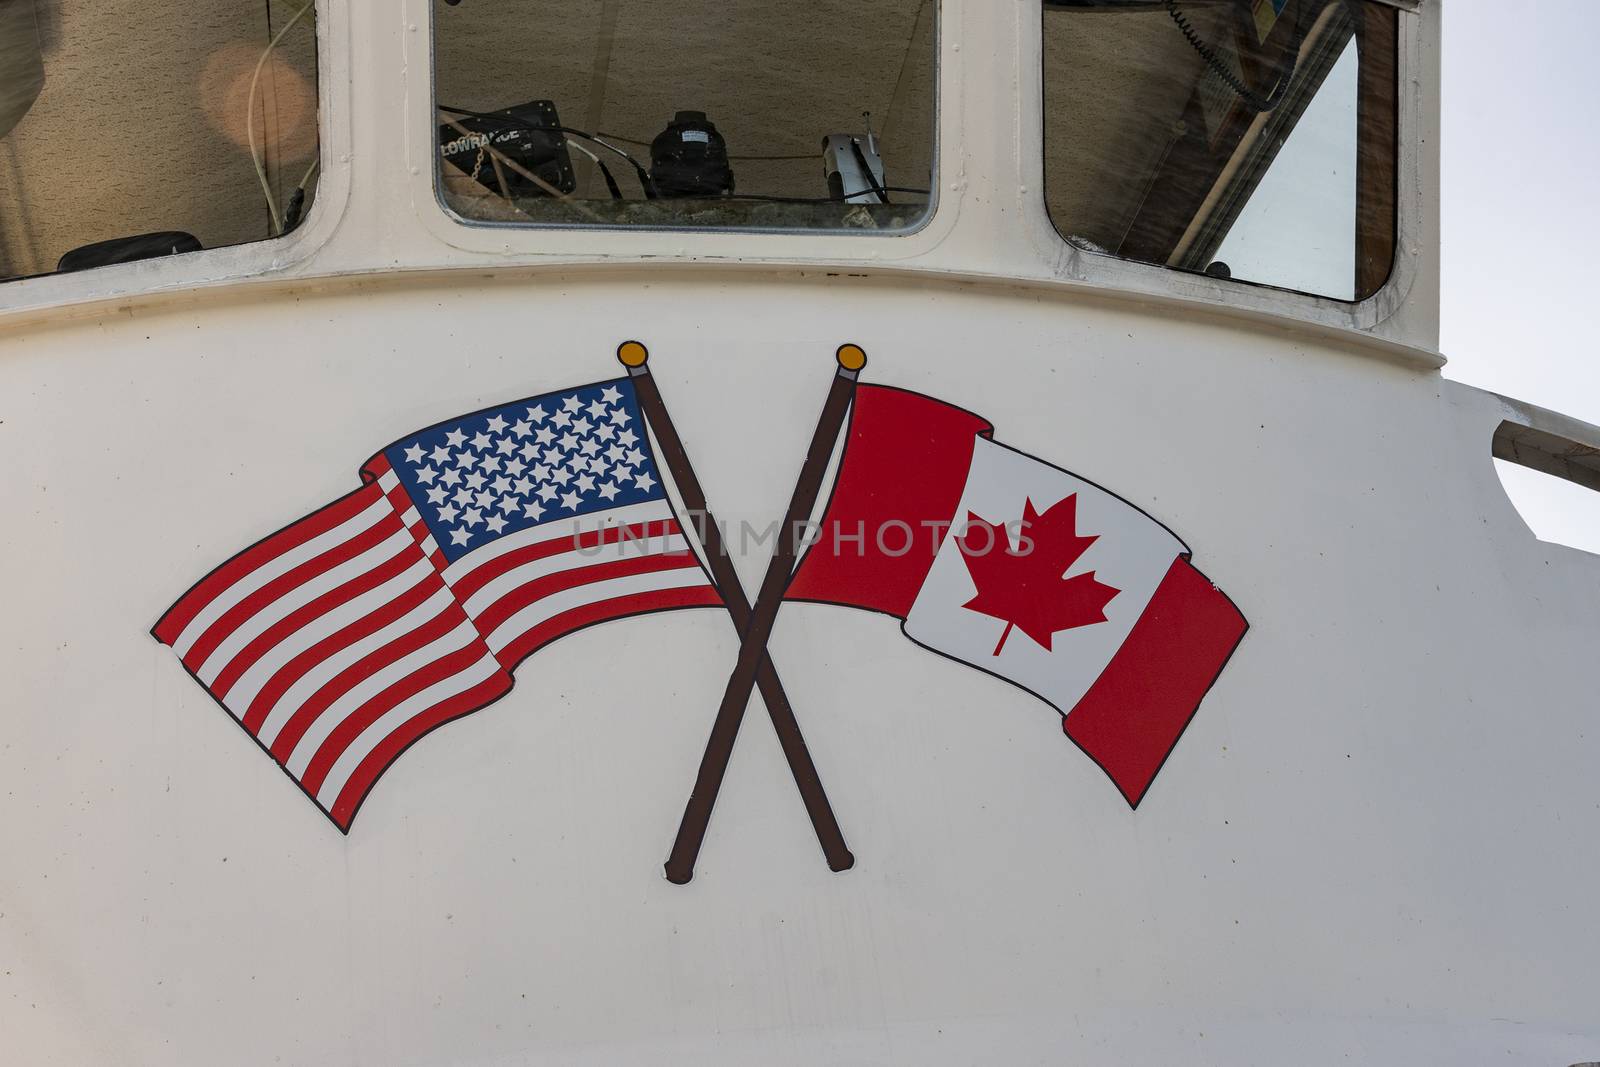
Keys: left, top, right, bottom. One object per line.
{"left": 836, "top": 344, "right": 867, "bottom": 372}
{"left": 618, "top": 340, "right": 650, "bottom": 368}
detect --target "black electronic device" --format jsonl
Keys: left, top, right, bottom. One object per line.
{"left": 437, "top": 99, "right": 576, "bottom": 199}
{"left": 648, "top": 111, "right": 735, "bottom": 198}
{"left": 57, "top": 232, "right": 203, "bottom": 273}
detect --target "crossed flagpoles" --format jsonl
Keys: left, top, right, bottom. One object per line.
{"left": 618, "top": 340, "right": 863, "bottom": 884}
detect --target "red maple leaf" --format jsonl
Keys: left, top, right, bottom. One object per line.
{"left": 957, "top": 495, "right": 1120, "bottom": 656}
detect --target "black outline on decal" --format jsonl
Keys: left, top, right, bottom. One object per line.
{"left": 785, "top": 383, "right": 1247, "bottom": 810}
{"left": 152, "top": 380, "right": 724, "bottom": 834}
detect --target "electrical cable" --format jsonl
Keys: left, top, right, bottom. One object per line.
{"left": 848, "top": 138, "right": 891, "bottom": 204}
{"left": 248, "top": 0, "right": 316, "bottom": 236}
{"left": 1164, "top": 0, "right": 1297, "bottom": 112}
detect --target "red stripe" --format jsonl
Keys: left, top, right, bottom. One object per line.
{"left": 213, "top": 542, "right": 423, "bottom": 700}
{"left": 299, "top": 639, "right": 493, "bottom": 797}
{"left": 497, "top": 584, "right": 722, "bottom": 668}
{"left": 328, "top": 671, "right": 512, "bottom": 831}
{"left": 472, "top": 551, "right": 705, "bottom": 642}
{"left": 267, "top": 600, "right": 465, "bottom": 762}
{"left": 787, "top": 385, "right": 991, "bottom": 618}
{"left": 182, "top": 512, "right": 405, "bottom": 673}
{"left": 1063, "top": 557, "right": 1247, "bottom": 807}
{"left": 154, "top": 485, "right": 384, "bottom": 645}
{"left": 449, "top": 518, "right": 682, "bottom": 602}
{"left": 239, "top": 561, "right": 440, "bottom": 733}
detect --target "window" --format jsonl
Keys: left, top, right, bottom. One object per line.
{"left": 0, "top": 0, "right": 320, "bottom": 283}
{"left": 432, "top": 0, "right": 936, "bottom": 232}
{"left": 1042, "top": 0, "right": 1398, "bottom": 301}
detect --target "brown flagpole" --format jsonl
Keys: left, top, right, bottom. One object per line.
{"left": 661, "top": 343, "right": 865, "bottom": 885}
{"left": 619, "top": 341, "right": 854, "bottom": 879}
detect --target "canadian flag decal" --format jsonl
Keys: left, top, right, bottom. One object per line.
{"left": 788, "top": 385, "right": 1248, "bottom": 808}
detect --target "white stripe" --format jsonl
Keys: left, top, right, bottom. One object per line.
{"left": 284, "top": 620, "right": 481, "bottom": 778}
{"left": 172, "top": 497, "right": 392, "bottom": 658}
{"left": 377, "top": 470, "right": 400, "bottom": 493}
{"left": 218, "top": 556, "right": 435, "bottom": 710}
{"left": 314, "top": 653, "right": 502, "bottom": 809}
{"left": 461, "top": 533, "right": 692, "bottom": 619}
{"left": 443, "top": 499, "right": 675, "bottom": 585}
{"left": 400, "top": 507, "right": 421, "bottom": 527}
{"left": 419, "top": 536, "right": 439, "bottom": 557}
{"left": 256, "top": 586, "right": 456, "bottom": 748}
{"left": 195, "top": 528, "right": 415, "bottom": 686}
{"left": 484, "top": 566, "right": 708, "bottom": 655}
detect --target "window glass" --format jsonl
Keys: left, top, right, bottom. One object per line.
{"left": 0, "top": 0, "right": 320, "bottom": 283}
{"left": 432, "top": 0, "right": 936, "bottom": 232}
{"left": 1042, "top": 0, "right": 1397, "bottom": 301}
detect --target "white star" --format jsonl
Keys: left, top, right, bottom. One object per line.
{"left": 426, "top": 485, "right": 448, "bottom": 505}
{"left": 471, "top": 431, "right": 494, "bottom": 452}
{"left": 512, "top": 476, "right": 536, "bottom": 496}
{"left": 551, "top": 409, "right": 573, "bottom": 429}
{"left": 496, "top": 436, "right": 517, "bottom": 456}
{"left": 562, "top": 396, "right": 583, "bottom": 413}
{"left": 598, "top": 481, "right": 621, "bottom": 502}
{"left": 608, "top": 408, "right": 632, "bottom": 425}
{"left": 522, "top": 500, "right": 545, "bottom": 521}
{"left": 452, "top": 488, "right": 475, "bottom": 510}
{"left": 480, "top": 454, "right": 502, "bottom": 475}
{"left": 499, "top": 495, "right": 521, "bottom": 515}
{"left": 415, "top": 466, "right": 438, "bottom": 485}
{"left": 475, "top": 489, "right": 497, "bottom": 510}
{"left": 446, "top": 429, "right": 467, "bottom": 448}
{"left": 537, "top": 483, "right": 559, "bottom": 503}
{"left": 404, "top": 444, "right": 425, "bottom": 464}
{"left": 430, "top": 444, "right": 452, "bottom": 466}
{"left": 548, "top": 466, "right": 573, "bottom": 487}
{"left": 519, "top": 441, "right": 541, "bottom": 463}
{"left": 600, "top": 386, "right": 623, "bottom": 405}
{"left": 535, "top": 425, "right": 557, "bottom": 446}
{"left": 504, "top": 457, "right": 527, "bottom": 477}
{"left": 559, "top": 490, "right": 583, "bottom": 511}
{"left": 585, "top": 399, "right": 608, "bottom": 421}
{"left": 610, "top": 462, "right": 634, "bottom": 483}
{"left": 594, "top": 422, "right": 617, "bottom": 442}
{"left": 439, "top": 468, "right": 463, "bottom": 488}
{"left": 605, "top": 443, "right": 628, "bottom": 465}
{"left": 531, "top": 463, "right": 553, "bottom": 483}
{"left": 510, "top": 419, "right": 533, "bottom": 439}
{"left": 634, "top": 471, "right": 657, "bottom": 492}
{"left": 572, "top": 417, "right": 594, "bottom": 438}
{"left": 485, "top": 513, "right": 508, "bottom": 535}
{"left": 585, "top": 454, "right": 609, "bottom": 475}
{"left": 462, "top": 507, "right": 484, "bottom": 528}
{"left": 454, "top": 449, "right": 478, "bottom": 470}
{"left": 617, "top": 429, "right": 639, "bottom": 447}
{"left": 464, "top": 470, "right": 487, "bottom": 491}
{"left": 450, "top": 527, "right": 471, "bottom": 547}
{"left": 486, "top": 415, "right": 508, "bottom": 434}
{"left": 578, "top": 438, "right": 600, "bottom": 457}
{"left": 527, "top": 404, "right": 548, "bottom": 424}
{"left": 558, "top": 432, "right": 582, "bottom": 453}
{"left": 489, "top": 476, "right": 512, "bottom": 496}
{"left": 438, "top": 504, "right": 460, "bottom": 524}
{"left": 541, "top": 447, "right": 565, "bottom": 467}
{"left": 574, "top": 473, "right": 596, "bottom": 494}
{"left": 624, "top": 448, "right": 646, "bottom": 466}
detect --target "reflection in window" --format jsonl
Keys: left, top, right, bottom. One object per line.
{"left": 0, "top": 0, "right": 320, "bottom": 283}
{"left": 1043, "top": 0, "right": 1397, "bottom": 301}
{"left": 432, "top": 0, "right": 936, "bottom": 232}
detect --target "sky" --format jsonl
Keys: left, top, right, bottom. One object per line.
{"left": 1439, "top": 0, "right": 1600, "bottom": 553}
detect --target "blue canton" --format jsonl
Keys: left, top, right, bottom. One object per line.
{"left": 383, "top": 379, "right": 665, "bottom": 563}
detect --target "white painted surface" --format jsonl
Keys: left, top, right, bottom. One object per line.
{"left": 1, "top": 1, "right": 1596, "bottom": 1064}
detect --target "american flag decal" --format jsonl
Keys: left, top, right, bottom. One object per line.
{"left": 154, "top": 379, "right": 720, "bottom": 831}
